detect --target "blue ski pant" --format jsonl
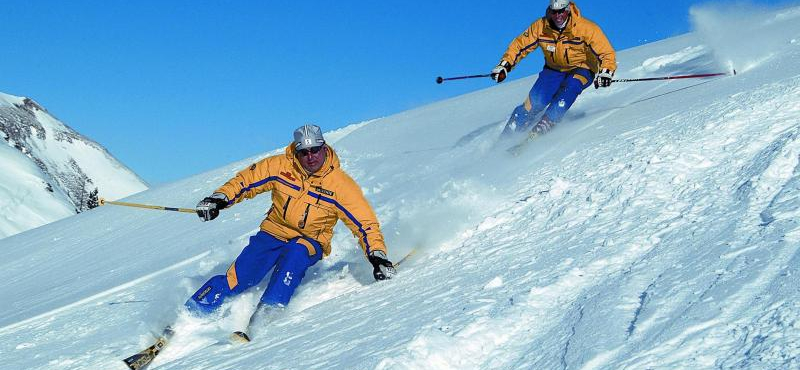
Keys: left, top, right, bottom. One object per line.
{"left": 503, "top": 67, "right": 594, "bottom": 133}
{"left": 186, "top": 231, "right": 322, "bottom": 314}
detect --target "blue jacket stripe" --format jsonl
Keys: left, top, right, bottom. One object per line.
{"left": 307, "top": 191, "right": 372, "bottom": 254}
{"left": 274, "top": 177, "right": 301, "bottom": 190}
{"left": 514, "top": 40, "right": 539, "bottom": 64}
{"left": 586, "top": 42, "right": 602, "bottom": 61}
{"left": 232, "top": 176, "right": 301, "bottom": 203}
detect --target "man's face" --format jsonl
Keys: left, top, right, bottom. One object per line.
{"left": 296, "top": 145, "right": 327, "bottom": 174}
{"left": 547, "top": 7, "right": 570, "bottom": 28}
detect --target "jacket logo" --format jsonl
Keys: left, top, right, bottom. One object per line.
{"left": 281, "top": 171, "right": 297, "bottom": 182}
{"left": 314, "top": 186, "right": 335, "bottom": 197}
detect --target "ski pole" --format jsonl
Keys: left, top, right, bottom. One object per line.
{"left": 612, "top": 70, "right": 736, "bottom": 83}
{"left": 436, "top": 74, "right": 492, "bottom": 84}
{"left": 394, "top": 249, "right": 416, "bottom": 267}
{"left": 99, "top": 197, "right": 195, "bottom": 214}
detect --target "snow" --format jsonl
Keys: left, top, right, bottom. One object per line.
{"left": 0, "top": 143, "right": 74, "bottom": 237}
{"left": 0, "top": 91, "right": 148, "bottom": 239}
{"left": 2, "top": 3, "right": 800, "bottom": 370}
{"left": 691, "top": 2, "right": 800, "bottom": 73}
{"left": 31, "top": 110, "right": 147, "bottom": 200}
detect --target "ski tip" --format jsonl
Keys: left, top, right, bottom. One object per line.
{"left": 231, "top": 331, "right": 251, "bottom": 343}
{"left": 122, "top": 354, "right": 149, "bottom": 370}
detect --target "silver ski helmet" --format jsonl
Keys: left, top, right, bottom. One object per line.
{"left": 549, "top": 0, "right": 570, "bottom": 10}
{"left": 293, "top": 124, "right": 326, "bottom": 151}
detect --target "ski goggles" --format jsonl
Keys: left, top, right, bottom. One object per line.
{"left": 296, "top": 145, "right": 324, "bottom": 157}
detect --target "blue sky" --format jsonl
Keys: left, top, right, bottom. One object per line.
{"left": 0, "top": 1, "right": 790, "bottom": 186}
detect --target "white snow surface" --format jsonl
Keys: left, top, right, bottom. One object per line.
{"left": 0, "top": 92, "right": 148, "bottom": 239}
{"left": 0, "top": 142, "right": 74, "bottom": 238}
{"left": 2, "top": 5, "right": 800, "bottom": 370}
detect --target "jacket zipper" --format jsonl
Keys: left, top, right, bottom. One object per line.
{"left": 282, "top": 196, "right": 292, "bottom": 216}
{"left": 298, "top": 204, "right": 311, "bottom": 229}
{"left": 558, "top": 31, "right": 569, "bottom": 65}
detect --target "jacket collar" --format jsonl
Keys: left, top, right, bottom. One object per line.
{"left": 285, "top": 142, "right": 340, "bottom": 179}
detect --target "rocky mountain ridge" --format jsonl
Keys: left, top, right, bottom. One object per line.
{"left": 0, "top": 91, "right": 148, "bottom": 238}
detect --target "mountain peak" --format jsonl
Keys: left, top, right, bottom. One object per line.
{"left": 16, "top": 97, "right": 47, "bottom": 114}
{"left": 0, "top": 91, "right": 148, "bottom": 239}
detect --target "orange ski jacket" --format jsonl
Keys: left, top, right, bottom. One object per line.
{"left": 499, "top": 2, "right": 616, "bottom": 74}
{"left": 215, "top": 143, "right": 387, "bottom": 258}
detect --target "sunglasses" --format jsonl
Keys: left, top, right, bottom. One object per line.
{"left": 549, "top": 7, "right": 569, "bottom": 14}
{"left": 297, "top": 145, "right": 324, "bottom": 157}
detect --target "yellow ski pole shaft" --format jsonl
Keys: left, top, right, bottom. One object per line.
{"left": 394, "top": 248, "right": 417, "bottom": 268}
{"left": 98, "top": 198, "right": 195, "bottom": 214}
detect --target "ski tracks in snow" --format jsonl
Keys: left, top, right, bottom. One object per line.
{"left": 377, "top": 74, "right": 800, "bottom": 370}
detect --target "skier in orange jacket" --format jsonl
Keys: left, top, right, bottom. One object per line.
{"left": 492, "top": 0, "right": 617, "bottom": 136}
{"left": 188, "top": 124, "right": 395, "bottom": 338}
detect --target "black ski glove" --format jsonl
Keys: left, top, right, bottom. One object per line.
{"left": 594, "top": 68, "right": 614, "bottom": 88}
{"left": 368, "top": 251, "right": 396, "bottom": 281}
{"left": 491, "top": 61, "right": 511, "bottom": 83}
{"left": 196, "top": 193, "right": 229, "bottom": 221}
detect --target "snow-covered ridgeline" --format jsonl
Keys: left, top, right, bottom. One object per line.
{"left": 0, "top": 92, "right": 148, "bottom": 239}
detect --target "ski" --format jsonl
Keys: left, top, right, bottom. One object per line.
{"left": 122, "top": 326, "right": 175, "bottom": 370}
{"left": 230, "top": 331, "right": 252, "bottom": 343}
{"left": 507, "top": 131, "right": 541, "bottom": 156}
{"left": 229, "top": 303, "right": 270, "bottom": 345}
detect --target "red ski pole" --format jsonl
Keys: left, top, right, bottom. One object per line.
{"left": 612, "top": 70, "right": 736, "bottom": 83}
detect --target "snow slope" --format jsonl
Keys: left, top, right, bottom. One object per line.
{"left": 0, "top": 92, "right": 148, "bottom": 239}
{"left": 1, "top": 4, "right": 800, "bottom": 370}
